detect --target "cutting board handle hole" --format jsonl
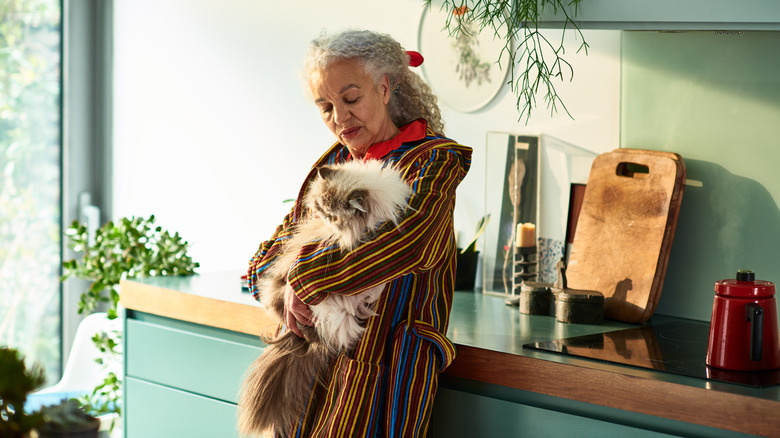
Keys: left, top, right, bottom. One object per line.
{"left": 616, "top": 162, "right": 649, "bottom": 178}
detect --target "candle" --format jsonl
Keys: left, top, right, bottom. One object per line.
{"left": 516, "top": 223, "right": 536, "bottom": 247}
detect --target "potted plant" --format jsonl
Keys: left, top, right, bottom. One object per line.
{"left": 0, "top": 347, "right": 45, "bottom": 438}
{"left": 36, "top": 399, "right": 99, "bottom": 438}
{"left": 456, "top": 214, "right": 490, "bottom": 291}
{"left": 61, "top": 215, "right": 199, "bottom": 419}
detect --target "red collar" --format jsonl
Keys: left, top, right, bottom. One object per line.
{"left": 351, "top": 119, "right": 427, "bottom": 161}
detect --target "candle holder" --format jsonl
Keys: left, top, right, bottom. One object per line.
{"left": 513, "top": 245, "right": 538, "bottom": 294}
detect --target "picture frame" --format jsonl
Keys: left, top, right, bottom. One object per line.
{"left": 482, "top": 133, "right": 597, "bottom": 295}
{"left": 482, "top": 133, "right": 539, "bottom": 295}
{"left": 417, "top": 3, "right": 510, "bottom": 113}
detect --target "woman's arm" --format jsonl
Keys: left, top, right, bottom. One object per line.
{"left": 287, "top": 144, "right": 470, "bottom": 305}
{"left": 246, "top": 206, "right": 297, "bottom": 299}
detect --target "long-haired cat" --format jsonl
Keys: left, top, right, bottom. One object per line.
{"left": 238, "top": 159, "right": 412, "bottom": 437}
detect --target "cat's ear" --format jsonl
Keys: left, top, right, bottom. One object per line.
{"left": 317, "top": 166, "right": 335, "bottom": 180}
{"left": 349, "top": 196, "right": 367, "bottom": 213}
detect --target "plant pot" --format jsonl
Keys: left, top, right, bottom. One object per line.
{"left": 36, "top": 417, "right": 100, "bottom": 438}
{"left": 455, "top": 251, "right": 479, "bottom": 291}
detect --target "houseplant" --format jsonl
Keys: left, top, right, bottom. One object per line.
{"left": 456, "top": 214, "right": 490, "bottom": 290}
{"left": 62, "top": 214, "right": 200, "bottom": 320}
{"left": 424, "top": 0, "right": 587, "bottom": 121}
{"left": 0, "top": 347, "right": 45, "bottom": 438}
{"left": 36, "top": 399, "right": 99, "bottom": 438}
{"left": 0, "top": 348, "right": 100, "bottom": 438}
{"left": 61, "top": 215, "right": 199, "bottom": 417}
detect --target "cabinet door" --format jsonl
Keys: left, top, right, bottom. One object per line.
{"left": 125, "top": 317, "right": 264, "bottom": 403}
{"left": 125, "top": 377, "right": 241, "bottom": 438}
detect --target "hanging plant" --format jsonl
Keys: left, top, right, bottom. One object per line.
{"left": 426, "top": 0, "right": 588, "bottom": 121}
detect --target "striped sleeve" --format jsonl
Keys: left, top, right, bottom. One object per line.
{"left": 286, "top": 145, "right": 467, "bottom": 305}
{"left": 246, "top": 206, "right": 296, "bottom": 299}
{"left": 246, "top": 142, "right": 348, "bottom": 299}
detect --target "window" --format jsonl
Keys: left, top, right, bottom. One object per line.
{"left": 0, "top": 0, "right": 62, "bottom": 383}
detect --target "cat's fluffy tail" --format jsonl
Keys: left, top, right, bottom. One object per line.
{"left": 237, "top": 331, "right": 332, "bottom": 437}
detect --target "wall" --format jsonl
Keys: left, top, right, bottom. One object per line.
{"left": 111, "top": 0, "right": 620, "bottom": 273}
{"left": 621, "top": 31, "right": 780, "bottom": 321}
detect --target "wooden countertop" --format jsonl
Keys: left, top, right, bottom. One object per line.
{"left": 119, "top": 271, "right": 278, "bottom": 338}
{"left": 120, "top": 271, "right": 780, "bottom": 437}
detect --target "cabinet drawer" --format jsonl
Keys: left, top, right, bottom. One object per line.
{"left": 125, "top": 377, "right": 240, "bottom": 438}
{"left": 430, "top": 387, "right": 677, "bottom": 438}
{"left": 126, "top": 317, "right": 264, "bottom": 403}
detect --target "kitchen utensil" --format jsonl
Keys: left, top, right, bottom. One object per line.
{"left": 566, "top": 149, "right": 686, "bottom": 323}
{"left": 706, "top": 270, "right": 780, "bottom": 371}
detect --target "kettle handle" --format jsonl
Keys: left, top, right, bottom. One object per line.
{"left": 746, "top": 303, "right": 764, "bottom": 362}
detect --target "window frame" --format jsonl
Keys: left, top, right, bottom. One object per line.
{"left": 61, "top": 0, "right": 113, "bottom": 366}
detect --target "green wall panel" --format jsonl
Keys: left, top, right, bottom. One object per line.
{"left": 621, "top": 31, "right": 780, "bottom": 322}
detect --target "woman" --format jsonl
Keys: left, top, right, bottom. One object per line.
{"left": 247, "top": 29, "right": 472, "bottom": 437}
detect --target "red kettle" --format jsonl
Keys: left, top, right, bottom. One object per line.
{"left": 706, "top": 270, "right": 780, "bottom": 371}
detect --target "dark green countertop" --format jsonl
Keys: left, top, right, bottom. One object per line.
{"left": 448, "top": 290, "right": 632, "bottom": 353}
{"left": 449, "top": 291, "right": 779, "bottom": 399}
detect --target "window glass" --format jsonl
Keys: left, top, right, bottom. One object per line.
{"left": 0, "top": 0, "right": 62, "bottom": 383}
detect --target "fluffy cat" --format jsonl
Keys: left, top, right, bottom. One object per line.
{"left": 238, "top": 159, "right": 412, "bottom": 437}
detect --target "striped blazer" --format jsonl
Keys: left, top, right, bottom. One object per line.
{"left": 248, "top": 121, "right": 472, "bottom": 437}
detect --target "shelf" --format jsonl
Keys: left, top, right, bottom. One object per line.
{"left": 535, "top": 0, "right": 780, "bottom": 31}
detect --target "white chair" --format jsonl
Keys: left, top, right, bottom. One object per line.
{"left": 28, "top": 312, "right": 123, "bottom": 436}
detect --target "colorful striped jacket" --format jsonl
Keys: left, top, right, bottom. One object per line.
{"left": 247, "top": 120, "right": 472, "bottom": 437}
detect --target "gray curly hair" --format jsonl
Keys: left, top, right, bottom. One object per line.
{"left": 304, "top": 30, "right": 445, "bottom": 134}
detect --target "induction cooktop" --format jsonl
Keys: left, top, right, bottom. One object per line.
{"left": 524, "top": 319, "right": 780, "bottom": 388}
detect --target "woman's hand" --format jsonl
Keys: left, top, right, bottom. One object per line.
{"left": 284, "top": 283, "right": 314, "bottom": 337}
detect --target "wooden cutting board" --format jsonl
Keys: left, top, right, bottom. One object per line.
{"left": 566, "top": 149, "right": 686, "bottom": 323}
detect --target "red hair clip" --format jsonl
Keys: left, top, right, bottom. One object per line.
{"left": 406, "top": 50, "right": 424, "bottom": 67}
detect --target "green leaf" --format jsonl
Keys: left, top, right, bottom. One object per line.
{"left": 59, "top": 214, "right": 199, "bottom": 417}
{"left": 426, "top": 0, "right": 588, "bottom": 122}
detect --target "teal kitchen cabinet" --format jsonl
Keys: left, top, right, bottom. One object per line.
{"left": 121, "top": 274, "right": 780, "bottom": 438}
{"left": 123, "top": 312, "right": 265, "bottom": 438}
{"left": 429, "top": 385, "right": 678, "bottom": 438}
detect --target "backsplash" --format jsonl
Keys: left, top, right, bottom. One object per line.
{"left": 621, "top": 31, "right": 780, "bottom": 322}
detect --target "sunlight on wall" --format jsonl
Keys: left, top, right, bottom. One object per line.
{"left": 621, "top": 31, "right": 780, "bottom": 321}
{"left": 112, "top": 0, "right": 621, "bottom": 272}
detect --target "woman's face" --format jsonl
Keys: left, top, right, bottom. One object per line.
{"left": 309, "top": 59, "right": 399, "bottom": 159}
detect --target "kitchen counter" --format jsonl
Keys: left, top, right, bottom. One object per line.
{"left": 120, "top": 271, "right": 780, "bottom": 437}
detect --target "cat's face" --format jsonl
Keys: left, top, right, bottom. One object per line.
{"left": 307, "top": 166, "right": 370, "bottom": 240}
